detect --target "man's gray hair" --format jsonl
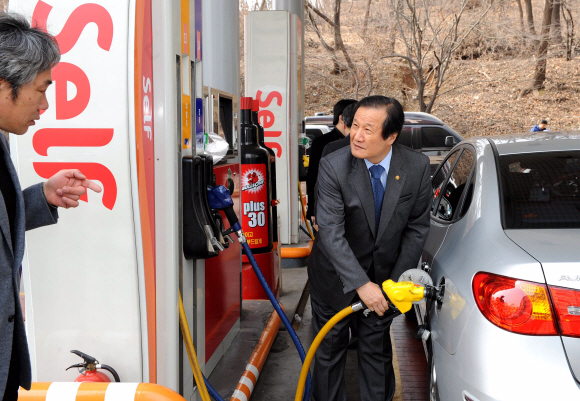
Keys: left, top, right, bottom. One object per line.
{"left": 0, "top": 12, "right": 60, "bottom": 100}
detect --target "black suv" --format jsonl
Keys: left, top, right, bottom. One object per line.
{"left": 304, "top": 112, "right": 463, "bottom": 175}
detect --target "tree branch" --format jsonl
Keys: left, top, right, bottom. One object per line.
{"left": 306, "top": 1, "right": 337, "bottom": 28}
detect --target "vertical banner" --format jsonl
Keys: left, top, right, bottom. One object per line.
{"left": 181, "top": 0, "right": 191, "bottom": 148}
{"left": 194, "top": 0, "right": 203, "bottom": 152}
{"left": 196, "top": 97, "right": 204, "bottom": 149}
{"left": 135, "top": 0, "right": 156, "bottom": 383}
{"left": 246, "top": 11, "right": 298, "bottom": 244}
{"left": 194, "top": 0, "right": 202, "bottom": 61}
{"left": 9, "top": 0, "right": 144, "bottom": 382}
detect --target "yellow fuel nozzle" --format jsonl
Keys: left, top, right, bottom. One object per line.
{"left": 382, "top": 279, "right": 425, "bottom": 313}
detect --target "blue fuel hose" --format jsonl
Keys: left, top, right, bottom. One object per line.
{"left": 205, "top": 186, "right": 311, "bottom": 400}
{"left": 194, "top": 225, "right": 312, "bottom": 401}
{"left": 234, "top": 222, "right": 312, "bottom": 401}
{"left": 204, "top": 376, "right": 225, "bottom": 401}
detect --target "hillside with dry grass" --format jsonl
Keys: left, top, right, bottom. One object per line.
{"left": 302, "top": 0, "right": 580, "bottom": 137}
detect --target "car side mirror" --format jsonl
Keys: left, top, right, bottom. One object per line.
{"left": 444, "top": 136, "right": 456, "bottom": 147}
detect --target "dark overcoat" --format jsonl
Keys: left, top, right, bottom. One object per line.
{"left": 0, "top": 133, "right": 58, "bottom": 396}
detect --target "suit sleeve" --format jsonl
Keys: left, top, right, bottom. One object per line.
{"left": 317, "top": 157, "right": 370, "bottom": 293}
{"left": 23, "top": 183, "right": 58, "bottom": 231}
{"left": 389, "top": 161, "right": 431, "bottom": 281}
{"left": 306, "top": 137, "right": 326, "bottom": 219}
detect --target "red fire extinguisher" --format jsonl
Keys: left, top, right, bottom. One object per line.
{"left": 66, "top": 350, "right": 121, "bottom": 382}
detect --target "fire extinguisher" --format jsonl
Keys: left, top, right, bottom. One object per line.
{"left": 239, "top": 96, "right": 273, "bottom": 254}
{"left": 66, "top": 350, "right": 121, "bottom": 383}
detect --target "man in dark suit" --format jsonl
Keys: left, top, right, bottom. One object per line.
{"left": 321, "top": 102, "right": 356, "bottom": 159}
{"left": 0, "top": 14, "right": 102, "bottom": 400}
{"left": 307, "top": 96, "right": 431, "bottom": 401}
{"left": 306, "top": 99, "right": 356, "bottom": 227}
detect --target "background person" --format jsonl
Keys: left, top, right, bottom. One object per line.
{"left": 531, "top": 119, "right": 550, "bottom": 132}
{"left": 0, "top": 13, "right": 102, "bottom": 401}
{"left": 307, "top": 95, "right": 431, "bottom": 401}
{"left": 306, "top": 98, "right": 357, "bottom": 230}
{"left": 321, "top": 101, "right": 357, "bottom": 158}
{"left": 308, "top": 102, "right": 358, "bottom": 232}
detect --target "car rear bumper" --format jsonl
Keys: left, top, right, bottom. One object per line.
{"left": 434, "top": 309, "right": 580, "bottom": 400}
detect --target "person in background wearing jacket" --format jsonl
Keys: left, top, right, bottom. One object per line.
{"left": 531, "top": 119, "right": 550, "bottom": 132}
{"left": 0, "top": 13, "right": 102, "bottom": 401}
{"left": 306, "top": 99, "right": 357, "bottom": 231}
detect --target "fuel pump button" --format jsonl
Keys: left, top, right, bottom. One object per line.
{"left": 7, "top": 314, "right": 15, "bottom": 322}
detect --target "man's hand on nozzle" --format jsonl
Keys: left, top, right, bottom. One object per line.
{"left": 44, "top": 169, "right": 102, "bottom": 209}
{"left": 356, "top": 281, "right": 389, "bottom": 316}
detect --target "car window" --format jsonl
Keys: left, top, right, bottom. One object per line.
{"left": 459, "top": 172, "right": 475, "bottom": 218}
{"left": 396, "top": 126, "right": 413, "bottom": 148}
{"left": 421, "top": 127, "right": 452, "bottom": 148}
{"left": 436, "top": 149, "right": 475, "bottom": 221}
{"left": 431, "top": 149, "right": 461, "bottom": 215}
{"left": 499, "top": 151, "right": 580, "bottom": 229}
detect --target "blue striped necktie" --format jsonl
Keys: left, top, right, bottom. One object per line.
{"left": 369, "top": 164, "right": 385, "bottom": 234}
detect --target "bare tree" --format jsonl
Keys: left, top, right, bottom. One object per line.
{"left": 515, "top": 0, "right": 525, "bottom": 36}
{"left": 523, "top": 0, "right": 537, "bottom": 37}
{"left": 333, "top": 0, "right": 356, "bottom": 73}
{"left": 363, "top": 0, "right": 373, "bottom": 37}
{"left": 306, "top": 3, "right": 342, "bottom": 74}
{"left": 383, "top": 0, "right": 492, "bottom": 113}
{"left": 532, "top": 0, "right": 555, "bottom": 90}
{"left": 551, "top": 0, "right": 562, "bottom": 43}
{"left": 561, "top": 0, "right": 575, "bottom": 60}
{"left": 305, "top": 0, "right": 376, "bottom": 100}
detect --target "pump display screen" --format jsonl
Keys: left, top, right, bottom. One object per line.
{"left": 241, "top": 164, "right": 269, "bottom": 247}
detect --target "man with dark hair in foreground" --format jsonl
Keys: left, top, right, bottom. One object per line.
{"left": 307, "top": 96, "right": 431, "bottom": 400}
{"left": 0, "top": 13, "right": 102, "bottom": 400}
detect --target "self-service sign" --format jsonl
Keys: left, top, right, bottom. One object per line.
{"left": 9, "top": 0, "right": 152, "bottom": 383}
{"left": 245, "top": 11, "right": 299, "bottom": 244}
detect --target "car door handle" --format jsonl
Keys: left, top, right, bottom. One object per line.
{"left": 421, "top": 262, "right": 431, "bottom": 273}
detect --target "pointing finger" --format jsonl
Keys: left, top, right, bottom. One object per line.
{"left": 83, "top": 179, "right": 102, "bottom": 193}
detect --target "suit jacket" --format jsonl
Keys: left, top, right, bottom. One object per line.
{"left": 306, "top": 127, "right": 343, "bottom": 219}
{"left": 0, "top": 133, "right": 58, "bottom": 395}
{"left": 322, "top": 133, "right": 350, "bottom": 158}
{"left": 307, "top": 143, "right": 431, "bottom": 310}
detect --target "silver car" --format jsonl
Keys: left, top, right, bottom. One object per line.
{"left": 416, "top": 132, "right": 580, "bottom": 400}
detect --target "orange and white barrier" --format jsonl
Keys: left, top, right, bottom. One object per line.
{"left": 19, "top": 382, "right": 186, "bottom": 401}
{"left": 231, "top": 309, "right": 282, "bottom": 401}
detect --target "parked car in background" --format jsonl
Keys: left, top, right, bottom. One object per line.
{"left": 304, "top": 112, "right": 462, "bottom": 174}
{"left": 416, "top": 132, "right": 580, "bottom": 400}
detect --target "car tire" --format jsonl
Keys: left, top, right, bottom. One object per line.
{"left": 427, "top": 339, "right": 440, "bottom": 401}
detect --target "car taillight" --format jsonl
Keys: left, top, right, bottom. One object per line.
{"left": 473, "top": 272, "right": 557, "bottom": 335}
{"left": 548, "top": 286, "right": 580, "bottom": 338}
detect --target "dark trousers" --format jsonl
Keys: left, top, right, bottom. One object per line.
{"left": 2, "top": 339, "right": 19, "bottom": 401}
{"left": 310, "top": 292, "right": 396, "bottom": 401}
